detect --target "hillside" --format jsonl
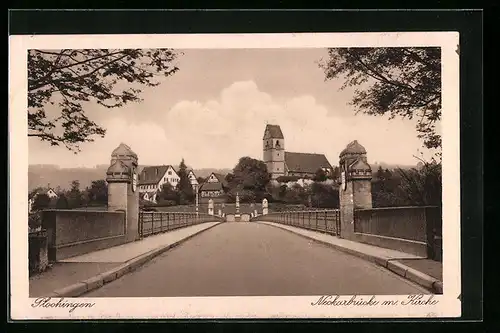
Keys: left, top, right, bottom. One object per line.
{"left": 28, "top": 161, "right": 416, "bottom": 192}
{"left": 28, "top": 164, "right": 232, "bottom": 191}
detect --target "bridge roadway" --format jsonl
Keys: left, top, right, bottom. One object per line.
{"left": 84, "top": 222, "right": 428, "bottom": 297}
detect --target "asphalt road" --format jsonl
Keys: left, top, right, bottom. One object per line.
{"left": 84, "top": 222, "right": 428, "bottom": 297}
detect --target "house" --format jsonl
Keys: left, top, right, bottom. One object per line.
{"left": 188, "top": 170, "right": 199, "bottom": 190}
{"left": 28, "top": 187, "right": 58, "bottom": 212}
{"left": 199, "top": 172, "right": 228, "bottom": 203}
{"left": 138, "top": 165, "right": 180, "bottom": 203}
{"left": 263, "top": 124, "right": 334, "bottom": 180}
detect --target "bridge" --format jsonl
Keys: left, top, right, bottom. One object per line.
{"left": 28, "top": 142, "right": 443, "bottom": 298}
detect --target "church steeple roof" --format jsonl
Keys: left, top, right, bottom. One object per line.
{"left": 263, "top": 124, "right": 284, "bottom": 139}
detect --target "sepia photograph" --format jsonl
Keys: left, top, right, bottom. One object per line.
{"left": 10, "top": 32, "right": 461, "bottom": 319}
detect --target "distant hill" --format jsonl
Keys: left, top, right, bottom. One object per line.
{"left": 28, "top": 164, "right": 232, "bottom": 191}
{"left": 371, "top": 162, "right": 416, "bottom": 171}
{"left": 28, "top": 162, "right": 414, "bottom": 192}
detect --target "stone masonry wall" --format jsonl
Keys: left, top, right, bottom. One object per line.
{"left": 108, "top": 182, "right": 128, "bottom": 211}
{"left": 353, "top": 181, "right": 372, "bottom": 209}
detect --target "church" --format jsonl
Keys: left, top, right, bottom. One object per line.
{"left": 262, "top": 124, "right": 334, "bottom": 180}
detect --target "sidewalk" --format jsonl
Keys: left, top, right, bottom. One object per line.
{"left": 29, "top": 222, "right": 221, "bottom": 297}
{"left": 259, "top": 221, "right": 443, "bottom": 294}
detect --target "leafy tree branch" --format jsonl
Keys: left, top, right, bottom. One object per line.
{"left": 28, "top": 48, "right": 181, "bottom": 152}
{"left": 319, "top": 47, "right": 441, "bottom": 150}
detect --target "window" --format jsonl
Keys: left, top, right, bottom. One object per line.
{"left": 168, "top": 171, "right": 172, "bottom": 175}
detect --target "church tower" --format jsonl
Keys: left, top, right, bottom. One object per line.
{"left": 263, "top": 124, "right": 285, "bottom": 179}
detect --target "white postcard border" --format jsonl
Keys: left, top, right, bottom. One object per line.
{"left": 9, "top": 32, "right": 461, "bottom": 320}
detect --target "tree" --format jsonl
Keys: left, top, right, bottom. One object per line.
{"left": 310, "top": 183, "right": 340, "bottom": 208}
{"left": 330, "top": 166, "right": 340, "bottom": 182}
{"left": 28, "top": 49, "right": 180, "bottom": 152}
{"left": 32, "top": 193, "right": 51, "bottom": 211}
{"left": 313, "top": 168, "right": 327, "bottom": 182}
{"left": 86, "top": 179, "right": 108, "bottom": 205}
{"left": 283, "top": 183, "right": 308, "bottom": 205}
{"left": 55, "top": 193, "right": 69, "bottom": 209}
{"left": 227, "top": 157, "right": 271, "bottom": 202}
{"left": 158, "top": 182, "right": 179, "bottom": 204}
{"left": 395, "top": 160, "right": 442, "bottom": 207}
{"left": 320, "top": 47, "right": 441, "bottom": 150}
{"left": 376, "top": 166, "right": 385, "bottom": 180}
{"left": 196, "top": 176, "right": 206, "bottom": 185}
{"left": 67, "top": 180, "right": 83, "bottom": 208}
{"left": 384, "top": 168, "right": 393, "bottom": 180}
{"left": 175, "top": 159, "right": 194, "bottom": 205}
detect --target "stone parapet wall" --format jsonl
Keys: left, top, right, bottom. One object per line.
{"left": 353, "top": 206, "right": 442, "bottom": 258}
{"left": 42, "top": 209, "right": 127, "bottom": 261}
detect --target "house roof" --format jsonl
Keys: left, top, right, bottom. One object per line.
{"left": 213, "top": 173, "right": 228, "bottom": 185}
{"left": 285, "top": 152, "right": 333, "bottom": 174}
{"left": 29, "top": 187, "right": 57, "bottom": 200}
{"left": 140, "top": 191, "right": 158, "bottom": 199}
{"left": 138, "top": 165, "right": 174, "bottom": 185}
{"left": 203, "top": 172, "right": 228, "bottom": 187}
{"left": 263, "top": 124, "right": 284, "bottom": 139}
{"left": 276, "top": 175, "right": 301, "bottom": 183}
{"left": 200, "top": 182, "right": 224, "bottom": 191}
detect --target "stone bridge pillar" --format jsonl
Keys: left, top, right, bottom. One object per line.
{"left": 338, "top": 140, "right": 372, "bottom": 240}
{"left": 262, "top": 198, "right": 268, "bottom": 215}
{"left": 106, "top": 143, "right": 139, "bottom": 242}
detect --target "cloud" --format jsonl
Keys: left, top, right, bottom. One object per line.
{"left": 29, "top": 80, "right": 435, "bottom": 169}
{"left": 160, "top": 80, "right": 429, "bottom": 168}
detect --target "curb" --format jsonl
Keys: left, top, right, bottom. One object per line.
{"left": 47, "top": 222, "right": 222, "bottom": 298}
{"left": 259, "top": 221, "right": 443, "bottom": 294}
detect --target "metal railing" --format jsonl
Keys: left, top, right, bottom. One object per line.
{"left": 253, "top": 209, "right": 341, "bottom": 236}
{"left": 138, "top": 212, "right": 224, "bottom": 238}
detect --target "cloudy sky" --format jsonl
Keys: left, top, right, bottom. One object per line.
{"left": 28, "top": 48, "right": 438, "bottom": 169}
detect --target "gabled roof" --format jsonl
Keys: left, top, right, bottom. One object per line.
{"left": 263, "top": 124, "right": 284, "bottom": 139}
{"left": 285, "top": 152, "right": 333, "bottom": 174}
{"left": 203, "top": 172, "right": 228, "bottom": 186}
{"left": 200, "top": 182, "right": 224, "bottom": 192}
{"left": 29, "top": 187, "right": 58, "bottom": 200}
{"left": 138, "top": 165, "right": 175, "bottom": 185}
{"left": 140, "top": 191, "right": 158, "bottom": 200}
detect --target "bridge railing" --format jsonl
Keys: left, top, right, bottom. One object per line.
{"left": 252, "top": 209, "right": 341, "bottom": 236}
{"left": 139, "top": 212, "right": 224, "bottom": 238}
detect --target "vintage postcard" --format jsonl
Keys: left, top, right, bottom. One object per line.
{"left": 9, "top": 32, "right": 460, "bottom": 320}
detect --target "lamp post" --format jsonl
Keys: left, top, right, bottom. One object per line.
{"left": 195, "top": 184, "right": 199, "bottom": 217}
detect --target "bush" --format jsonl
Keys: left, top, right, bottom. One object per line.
{"left": 28, "top": 211, "right": 42, "bottom": 230}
